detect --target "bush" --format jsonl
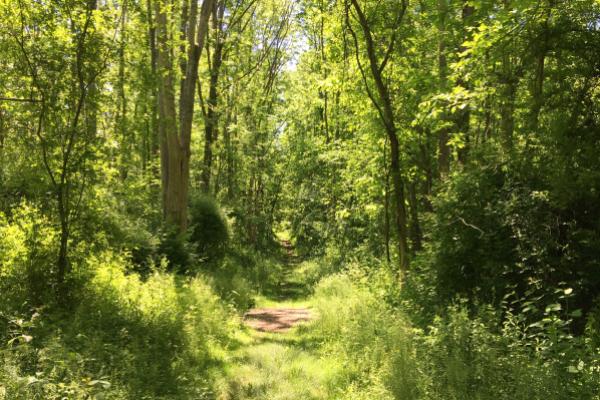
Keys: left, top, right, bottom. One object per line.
{"left": 0, "top": 252, "right": 237, "bottom": 399}
{"left": 188, "top": 195, "right": 229, "bottom": 265}
{"left": 157, "top": 226, "right": 194, "bottom": 272}
{"left": 427, "top": 145, "right": 600, "bottom": 331}
{"left": 202, "top": 251, "right": 256, "bottom": 311}
{"left": 312, "top": 271, "right": 600, "bottom": 400}
{"left": 0, "top": 204, "right": 58, "bottom": 309}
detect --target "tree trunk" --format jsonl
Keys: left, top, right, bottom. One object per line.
{"left": 118, "top": 1, "right": 129, "bottom": 177}
{"left": 389, "top": 135, "right": 410, "bottom": 272}
{"left": 201, "top": 1, "right": 225, "bottom": 192}
{"left": 56, "top": 188, "right": 69, "bottom": 289}
{"left": 456, "top": 1, "right": 474, "bottom": 164}
{"left": 155, "top": 0, "right": 214, "bottom": 231}
{"left": 408, "top": 181, "right": 422, "bottom": 252}
{"left": 528, "top": 11, "right": 548, "bottom": 137}
{"left": 146, "top": 0, "right": 159, "bottom": 163}
{"left": 499, "top": 55, "right": 517, "bottom": 150}
{"left": 383, "top": 138, "right": 391, "bottom": 263}
{"left": 348, "top": 0, "right": 410, "bottom": 273}
{"left": 437, "top": 0, "right": 450, "bottom": 176}
{"left": 155, "top": 0, "right": 183, "bottom": 228}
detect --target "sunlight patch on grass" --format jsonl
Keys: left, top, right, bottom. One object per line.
{"left": 217, "top": 324, "right": 340, "bottom": 400}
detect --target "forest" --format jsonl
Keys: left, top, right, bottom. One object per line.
{"left": 0, "top": 0, "right": 599, "bottom": 398}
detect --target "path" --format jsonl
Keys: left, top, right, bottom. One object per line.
{"left": 216, "top": 241, "right": 337, "bottom": 400}
{"left": 244, "top": 307, "right": 313, "bottom": 333}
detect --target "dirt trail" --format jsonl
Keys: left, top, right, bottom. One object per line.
{"left": 216, "top": 239, "right": 331, "bottom": 399}
{"left": 243, "top": 240, "right": 313, "bottom": 333}
{"left": 244, "top": 307, "right": 313, "bottom": 332}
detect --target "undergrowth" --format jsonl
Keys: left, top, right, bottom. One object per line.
{"left": 311, "top": 271, "right": 600, "bottom": 400}
{"left": 0, "top": 251, "right": 237, "bottom": 399}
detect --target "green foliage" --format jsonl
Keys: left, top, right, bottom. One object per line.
{"left": 0, "top": 204, "right": 58, "bottom": 309}
{"left": 313, "top": 274, "right": 424, "bottom": 400}
{"left": 313, "top": 271, "right": 600, "bottom": 400}
{"left": 157, "top": 226, "right": 194, "bottom": 272}
{"left": 0, "top": 252, "right": 236, "bottom": 399}
{"left": 202, "top": 250, "right": 257, "bottom": 311}
{"left": 189, "top": 195, "right": 229, "bottom": 265}
{"left": 423, "top": 145, "right": 600, "bottom": 331}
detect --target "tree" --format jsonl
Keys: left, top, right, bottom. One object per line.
{"left": 5, "top": 0, "right": 107, "bottom": 292}
{"left": 154, "top": 0, "right": 214, "bottom": 231}
{"left": 345, "top": 0, "right": 410, "bottom": 273}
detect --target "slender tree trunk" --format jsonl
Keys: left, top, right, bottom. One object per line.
{"left": 437, "top": 0, "right": 450, "bottom": 176}
{"left": 56, "top": 188, "right": 69, "bottom": 289}
{"left": 528, "top": 12, "right": 548, "bottom": 137}
{"left": 389, "top": 135, "right": 410, "bottom": 272}
{"left": 408, "top": 181, "right": 422, "bottom": 252}
{"left": 456, "top": 1, "right": 474, "bottom": 164}
{"left": 201, "top": 2, "right": 225, "bottom": 192}
{"left": 383, "top": 138, "right": 391, "bottom": 263}
{"left": 225, "top": 98, "right": 235, "bottom": 200}
{"left": 347, "top": 0, "right": 410, "bottom": 273}
{"left": 118, "top": 1, "right": 129, "bottom": 177}
{"left": 146, "top": 0, "right": 159, "bottom": 163}
{"left": 499, "top": 54, "right": 517, "bottom": 150}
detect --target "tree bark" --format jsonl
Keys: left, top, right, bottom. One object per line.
{"left": 201, "top": 0, "right": 226, "bottom": 193}
{"left": 437, "top": 0, "right": 451, "bottom": 176}
{"left": 408, "top": 180, "right": 422, "bottom": 252}
{"left": 155, "top": 0, "right": 214, "bottom": 231}
{"left": 456, "top": 1, "right": 474, "bottom": 164}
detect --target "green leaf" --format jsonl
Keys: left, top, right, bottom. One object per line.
{"left": 545, "top": 303, "right": 562, "bottom": 313}
{"left": 570, "top": 309, "right": 582, "bottom": 318}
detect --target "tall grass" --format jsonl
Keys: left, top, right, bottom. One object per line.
{"left": 0, "top": 251, "right": 237, "bottom": 399}
{"left": 312, "top": 273, "right": 600, "bottom": 400}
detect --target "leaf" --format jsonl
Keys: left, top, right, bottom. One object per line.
{"left": 26, "top": 376, "right": 40, "bottom": 385}
{"left": 570, "top": 309, "right": 582, "bottom": 318}
{"left": 88, "top": 380, "right": 111, "bottom": 389}
{"left": 545, "top": 303, "right": 562, "bottom": 313}
{"left": 567, "top": 366, "right": 579, "bottom": 374}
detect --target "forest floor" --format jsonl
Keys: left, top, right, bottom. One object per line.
{"left": 214, "top": 243, "right": 340, "bottom": 400}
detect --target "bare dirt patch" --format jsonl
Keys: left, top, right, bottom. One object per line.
{"left": 244, "top": 307, "right": 313, "bottom": 333}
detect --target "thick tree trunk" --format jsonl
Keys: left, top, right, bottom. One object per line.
{"left": 155, "top": 0, "right": 214, "bottom": 231}
{"left": 155, "top": 0, "right": 184, "bottom": 228}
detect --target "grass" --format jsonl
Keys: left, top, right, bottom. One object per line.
{"left": 215, "top": 322, "right": 339, "bottom": 400}
{"left": 214, "top": 248, "right": 340, "bottom": 400}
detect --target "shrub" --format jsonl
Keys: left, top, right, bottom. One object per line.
{"left": 0, "top": 252, "right": 236, "bottom": 399}
{"left": 0, "top": 204, "right": 57, "bottom": 310}
{"left": 312, "top": 270, "right": 600, "bottom": 400}
{"left": 428, "top": 145, "right": 600, "bottom": 330}
{"left": 157, "top": 225, "right": 194, "bottom": 272}
{"left": 188, "top": 195, "right": 229, "bottom": 265}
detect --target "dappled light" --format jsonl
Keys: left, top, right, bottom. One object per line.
{"left": 1, "top": 0, "right": 600, "bottom": 398}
